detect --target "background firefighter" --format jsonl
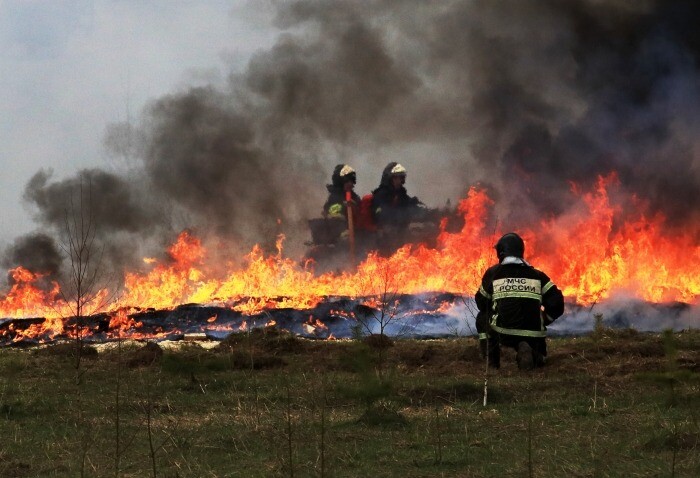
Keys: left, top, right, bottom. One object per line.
{"left": 475, "top": 232, "right": 565, "bottom": 370}
{"left": 323, "top": 164, "right": 360, "bottom": 221}
{"left": 371, "top": 162, "right": 424, "bottom": 254}
{"left": 305, "top": 164, "right": 365, "bottom": 269}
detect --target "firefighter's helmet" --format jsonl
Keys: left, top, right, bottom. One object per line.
{"left": 390, "top": 163, "right": 406, "bottom": 176}
{"left": 495, "top": 233, "right": 525, "bottom": 261}
{"left": 380, "top": 162, "right": 407, "bottom": 186}
{"left": 331, "top": 164, "right": 356, "bottom": 188}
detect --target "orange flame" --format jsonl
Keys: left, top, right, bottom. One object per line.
{"left": 108, "top": 309, "right": 143, "bottom": 337}
{"left": 0, "top": 267, "right": 63, "bottom": 319}
{"left": 10, "top": 315, "right": 65, "bottom": 343}
{"left": 0, "top": 175, "right": 697, "bottom": 344}
{"left": 303, "top": 315, "right": 328, "bottom": 335}
{"left": 533, "top": 174, "right": 699, "bottom": 304}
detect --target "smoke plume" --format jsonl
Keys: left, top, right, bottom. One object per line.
{"left": 3, "top": 0, "right": 699, "bottom": 286}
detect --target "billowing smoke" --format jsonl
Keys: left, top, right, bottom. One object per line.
{"left": 1, "top": 168, "right": 172, "bottom": 288}
{"left": 1, "top": 232, "right": 63, "bottom": 292}
{"left": 3, "top": 0, "right": 699, "bottom": 287}
{"left": 23, "top": 169, "right": 159, "bottom": 234}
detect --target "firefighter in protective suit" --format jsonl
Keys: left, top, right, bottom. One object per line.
{"left": 371, "top": 162, "right": 421, "bottom": 227}
{"left": 371, "top": 162, "right": 424, "bottom": 254}
{"left": 475, "top": 233, "right": 564, "bottom": 370}
{"left": 323, "top": 164, "right": 360, "bottom": 221}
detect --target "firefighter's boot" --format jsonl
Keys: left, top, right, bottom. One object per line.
{"left": 479, "top": 339, "right": 488, "bottom": 359}
{"left": 533, "top": 350, "right": 546, "bottom": 368}
{"left": 516, "top": 341, "right": 535, "bottom": 371}
{"left": 487, "top": 342, "right": 500, "bottom": 369}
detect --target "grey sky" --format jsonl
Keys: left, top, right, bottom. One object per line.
{"left": 0, "top": 0, "right": 277, "bottom": 247}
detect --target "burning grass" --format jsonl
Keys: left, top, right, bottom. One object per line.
{"left": 0, "top": 331, "right": 698, "bottom": 477}
{"left": 1, "top": 177, "right": 698, "bottom": 332}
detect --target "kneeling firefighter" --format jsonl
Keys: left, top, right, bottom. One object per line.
{"left": 475, "top": 233, "right": 565, "bottom": 370}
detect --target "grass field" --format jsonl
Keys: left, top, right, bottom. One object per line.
{"left": 0, "top": 326, "right": 698, "bottom": 477}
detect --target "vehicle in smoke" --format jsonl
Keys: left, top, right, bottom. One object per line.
{"left": 304, "top": 200, "right": 465, "bottom": 272}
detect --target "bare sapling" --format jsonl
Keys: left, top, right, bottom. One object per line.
{"left": 56, "top": 177, "right": 114, "bottom": 476}
{"left": 318, "top": 369, "right": 327, "bottom": 478}
{"left": 527, "top": 414, "right": 534, "bottom": 478}
{"left": 114, "top": 336, "right": 122, "bottom": 477}
{"left": 433, "top": 404, "right": 443, "bottom": 465}
{"left": 285, "top": 381, "right": 295, "bottom": 478}
{"left": 58, "top": 177, "right": 115, "bottom": 382}
{"left": 354, "top": 260, "right": 407, "bottom": 375}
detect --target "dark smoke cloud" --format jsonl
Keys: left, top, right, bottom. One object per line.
{"left": 1, "top": 232, "right": 63, "bottom": 291}
{"left": 23, "top": 168, "right": 158, "bottom": 234}
{"left": 5, "top": 0, "right": 699, "bottom": 287}
{"left": 246, "top": 3, "right": 419, "bottom": 143}
{"left": 414, "top": 0, "right": 700, "bottom": 229}
{"left": 142, "top": 88, "right": 284, "bottom": 242}
{"left": 254, "top": 0, "right": 700, "bottom": 233}
{"left": 12, "top": 168, "right": 170, "bottom": 282}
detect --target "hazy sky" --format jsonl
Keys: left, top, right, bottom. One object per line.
{"left": 0, "top": 0, "right": 277, "bottom": 246}
{"left": 2, "top": 0, "right": 698, "bottom": 265}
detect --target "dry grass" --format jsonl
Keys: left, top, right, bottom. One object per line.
{"left": 0, "top": 328, "right": 697, "bottom": 476}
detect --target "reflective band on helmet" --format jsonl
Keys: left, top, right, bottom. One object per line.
{"left": 339, "top": 165, "right": 355, "bottom": 177}
{"left": 390, "top": 163, "right": 406, "bottom": 175}
{"left": 328, "top": 203, "right": 344, "bottom": 218}
{"left": 542, "top": 281, "right": 555, "bottom": 294}
{"left": 479, "top": 285, "right": 491, "bottom": 300}
{"left": 492, "top": 291, "right": 542, "bottom": 302}
{"left": 490, "top": 324, "right": 547, "bottom": 338}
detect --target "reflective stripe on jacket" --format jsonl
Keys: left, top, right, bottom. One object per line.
{"left": 475, "top": 261, "right": 564, "bottom": 338}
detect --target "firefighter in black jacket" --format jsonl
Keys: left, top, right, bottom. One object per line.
{"left": 370, "top": 162, "right": 424, "bottom": 254}
{"left": 371, "top": 162, "right": 421, "bottom": 227}
{"left": 475, "top": 233, "right": 565, "bottom": 370}
{"left": 323, "top": 164, "right": 360, "bottom": 221}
